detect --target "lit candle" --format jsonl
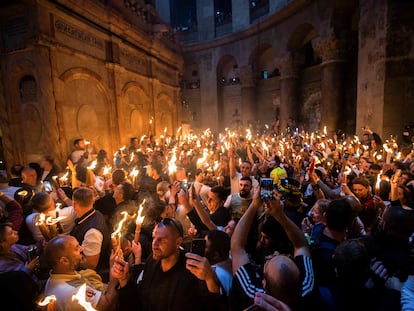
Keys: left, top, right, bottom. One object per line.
{"left": 134, "top": 199, "right": 146, "bottom": 244}
{"left": 38, "top": 295, "right": 56, "bottom": 311}
{"left": 111, "top": 211, "right": 128, "bottom": 257}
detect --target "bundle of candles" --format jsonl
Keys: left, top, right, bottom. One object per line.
{"left": 111, "top": 199, "right": 146, "bottom": 257}
{"left": 35, "top": 204, "right": 66, "bottom": 241}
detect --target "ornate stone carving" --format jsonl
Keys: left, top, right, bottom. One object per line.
{"left": 54, "top": 19, "right": 104, "bottom": 50}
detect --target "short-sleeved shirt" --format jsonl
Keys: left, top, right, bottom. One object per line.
{"left": 45, "top": 271, "right": 103, "bottom": 311}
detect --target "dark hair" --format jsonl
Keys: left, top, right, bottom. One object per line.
{"left": 206, "top": 230, "right": 230, "bottom": 261}
{"left": 369, "top": 163, "right": 382, "bottom": 171}
{"left": 73, "top": 138, "right": 84, "bottom": 147}
{"left": 0, "top": 222, "right": 13, "bottom": 243}
{"left": 112, "top": 169, "right": 126, "bottom": 185}
{"left": 120, "top": 181, "right": 135, "bottom": 201}
{"left": 151, "top": 161, "right": 163, "bottom": 175}
{"left": 210, "top": 185, "right": 229, "bottom": 202}
{"left": 31, "top": 192, "right": 51, "bottom": 213}
{"left": 326, "top": 199, "right": 354, "bottom": 231}
{"left": 240, "top": 176, "right": 252, "bottom": 183}
{"left": 72, "top": 187, "right": 94, "bottom": 207}
{"left": 42, "top": 155, "right": 55, "bottom": 166}
{"left": 10, "top": 164, "right": 24, "bottom": 176}
{"left": 274, "top": 155, "right": 281, "bottom": 165}
{"left": 352, "top": 176, "right": 370, "bottom": 188}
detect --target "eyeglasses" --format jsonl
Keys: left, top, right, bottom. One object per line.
{"left": 158, "top": 217, "right": 184, "bottom": 237}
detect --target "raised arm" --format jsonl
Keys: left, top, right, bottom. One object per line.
{"left": 266, "top": 196, "right": 310, "bottom": 257}
{"left": 229, "top": 148, "right": 237, "bottom": 178}
{"left": 231, "top": 188, "right": 262, "bottom": 274}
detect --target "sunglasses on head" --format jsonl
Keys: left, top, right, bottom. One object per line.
{"left": 158, "top": 217, "right": 184, "bottom": 237}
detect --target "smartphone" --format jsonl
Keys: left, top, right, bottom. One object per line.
{"left": 260, "top": 177, "right": 274, "bottom": 200}
{"left": 27, "top": 245, "right": 38, "bottom": 261}
{"left": 43, "top": 180, "right": 53, "bottom": 193}
{"left": 343, "top": 153, "right": 349, "bottom": 160}
{"left": 191, "top": 238, "right": 206, "bottom": 257}
{"left": 181, "top": 181, "right": 189, "bottom": 191}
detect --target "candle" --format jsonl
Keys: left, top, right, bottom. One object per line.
{"left": 111, "top": 211, "right": 129, "bottom": 257}
{"left": 134, "top": 199, "right": 146, "bottom": 244}
{"left": 38, "top": 295, "right": 56, "bottom": 311}
{"left": 375, "top": 170, "right": 383, "bottom": 195}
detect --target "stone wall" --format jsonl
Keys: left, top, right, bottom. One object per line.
{"left": 0, "top": 0, "right": 183, "bottom": 169}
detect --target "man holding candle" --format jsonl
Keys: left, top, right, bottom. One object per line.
{"left": 111, "top": 217, "right": 227, "bottom": 311}
{"left": 70, "top": 187, "right": 111, "bottom": 282}
{"left": 44, "top": 235, "right": 118, "bottom": 311}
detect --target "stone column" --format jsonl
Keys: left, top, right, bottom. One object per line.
{"left": 279, "top": 54, "right": 300, "bottom": 131}
{"left": 197, "top": 0, "right": 215, "bottom": 41}
{"left": 232, "top": 0, "right": 250, "bottom": 32}
{"left": 315, "top": 34, "right": 347, "bottom": 134}
{"left": 239, "top": 65, "right": 256, "bottom": 128}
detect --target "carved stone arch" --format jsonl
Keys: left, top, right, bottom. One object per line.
{"left": 121, "top": 82, "right": 150, "bottom": 141}
{"left": 4, "top": 57, "right": 43, "bottom": 164}
{"left": 59, "top": 67, "right": 112, "bottom": 155}
{"left": 155, "top": 92, "right": 174, "bottom": 136}
{"left": 249, "top": 43, "right": 278, "bottom": 80}
{"left": 286, "top": 23, "right": 320, "bottom": 68}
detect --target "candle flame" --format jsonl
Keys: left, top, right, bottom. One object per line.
{"left": 35, "top": 213, "right": 46, "bottom": 226}
{"left": 136, "top": 199, "right": 146, "bottom": 225}
{"left": 375, "top": 170, "right": 383, "bottom": 190}
{"left": 129, "top": 167, "right": 139, "bottom": 177}
{"left": 38, "top": 295, "right": 56, "bottom": 306}
{"left": 72, "top": 283, "right": 97, "bottom": 311}
{"left": 45, "top": 215, "right": 67, "bottom": 225}
{"left": 87, "top": 160, "right": 97, "bottom": 170}
{"left": 59, "top": 172, "right": 69, "bottom": 181}
{"left": 111, "top": 211, "right": 129, "bottom": 239}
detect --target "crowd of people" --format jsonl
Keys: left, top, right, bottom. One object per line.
{"left": 0, "top": 124, "right": 414, "bottom": 310}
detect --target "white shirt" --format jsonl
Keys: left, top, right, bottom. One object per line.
{"left": 44, "top": 271, "right": 102, "bottom": 311}
{"left": 26, "top": 206, "right": 77, "bottom": 243}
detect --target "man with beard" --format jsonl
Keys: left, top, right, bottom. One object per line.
{"left": 111, "top": 217, "right": 227, "bottom": 311}
{"left": 43, "top": 235, "right": 118, "bottom": 311}
{"left": 224, "top": 176, "right": 253, "bottom": 220}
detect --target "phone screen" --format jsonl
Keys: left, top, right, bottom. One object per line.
{"left": 43, "top": 181, "right": 53, "bottom": 192}
{"left": 260, "top": 178, "right": 274, "bottom": 200}
{"left": 191, "top": 238, "right": 206, "bottom": 257}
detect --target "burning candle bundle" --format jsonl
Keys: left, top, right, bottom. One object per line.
{"left": 134, "top": 199, "right": 146, "bottom": 244}
{"left": 35, "top": 212, "right": 67, "bottom": 241}
{"left": 111, "top": 211, "right": 129, "bottom": 256}
{"left": 38, "top": 295, "right": 56, "bottom": 311}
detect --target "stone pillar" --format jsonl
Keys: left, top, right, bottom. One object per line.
{"left": 239, "top": 65, "right": 256, "bottom": 127}
{"left": 315, "top": 34, "right": 347, "bottom": 134}
{"left": 279, "top": 54, "right": 300, "bottom": 131}
{"left": 197, "top": 0, "right": 215, "bottom": 41}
